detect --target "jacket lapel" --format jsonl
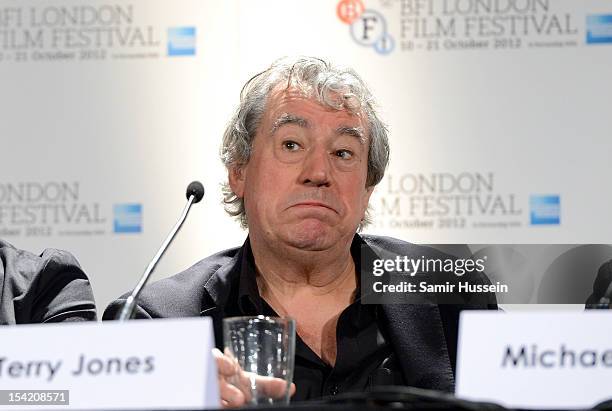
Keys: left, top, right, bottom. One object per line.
{"left": 200, "top": 305, "right": 224, "bottom": 348}
{"left": 199, "top": 244, "right": 245, "bottom": 349}
{"left": 381, "top": 303, "right": 455, "bottom": 392}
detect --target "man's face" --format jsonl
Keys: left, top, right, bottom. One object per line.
{"left": 229, "top": 88, "right": 374, "bottom": 252}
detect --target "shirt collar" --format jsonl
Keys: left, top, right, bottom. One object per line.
{"left": 237, "top": 237, "right": 264, "bottom": 314}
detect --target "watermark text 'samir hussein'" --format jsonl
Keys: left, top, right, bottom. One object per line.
{"left": 370, "top": 255, "right": 508, "bottom": 294}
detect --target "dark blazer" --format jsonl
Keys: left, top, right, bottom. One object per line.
{"left": 104, "top": 234, "right": 496, "bottom": 393}
{"left": 0, "top": 239, "right": 97, "bottom": 324}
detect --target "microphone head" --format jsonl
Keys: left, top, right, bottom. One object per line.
{"left": 186, "top": 181, "right": 205, "bottom": 203}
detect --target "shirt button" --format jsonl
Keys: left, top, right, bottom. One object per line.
{"left": 330, "top": 385, "right": 339, "bottom": 396}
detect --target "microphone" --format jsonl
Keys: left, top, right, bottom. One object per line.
{"left": 186, "top": 181, "right": 205, "bottom": 203}
{"left": 585, "top": 260, "right": 612, "bottom": 309}
{"left": 117, "top": 181, "right": 205, "bottom": 320}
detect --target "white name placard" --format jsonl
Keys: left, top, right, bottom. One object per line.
{"left": 0, "top": 318, "right": 219, "bottom": 410}
{"left": 456, "top": 311, "right": 612, "bottom": 409}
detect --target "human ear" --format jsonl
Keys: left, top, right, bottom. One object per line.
{"left": 228, "top": 165, "right": 246, "bottom": 198}
{"left": 361, "top": 186, "right": 375, "bottom": 218}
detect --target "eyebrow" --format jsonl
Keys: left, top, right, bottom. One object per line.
{"left": 336, "top": 126, "right": 366, "bottom": 144}
{"left": 270, "top": 113, "right": 309, "bottom": 135}
{"left": 269, "top": 113, "right": 366, "bottom": 144}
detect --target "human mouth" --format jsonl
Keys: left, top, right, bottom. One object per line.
{"left": 291, "top": 201, "right": 337, "bottom": 213}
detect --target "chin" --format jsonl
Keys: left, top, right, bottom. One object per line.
{"left": 283, "top": 220, "right": 338, "bottom": 251}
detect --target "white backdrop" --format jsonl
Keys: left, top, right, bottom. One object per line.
{"left": 1, "top": 0, "right": 611, "bottom": 312}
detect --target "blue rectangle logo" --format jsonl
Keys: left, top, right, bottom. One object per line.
{"left": 114, "top": 204, "right": 142, "bottom": 233}
{"left": 530, "top": 195, "right": 560, "bottom": 225}
{"left": 168, "top": 27, "right": 196, "bottom": 56}
{"left": 587, "top": 15, "right": 612, "bottom": 44}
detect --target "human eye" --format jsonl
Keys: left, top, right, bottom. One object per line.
{"left": 334, "top": 149, "right": 354, "bottom": 160}
{"left": 282, "top": 140, "right": 301, "bottom": 151}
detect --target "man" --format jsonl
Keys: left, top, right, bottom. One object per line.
{"left": 104, "top": 57, "right": 495, "bottom": 406}
{"left": 0, "top": 239, "right": 97, "bottom": 324}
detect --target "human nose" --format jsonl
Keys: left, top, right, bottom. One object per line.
{"left": 298, "top": 146, "right": 331, "bottom": 188}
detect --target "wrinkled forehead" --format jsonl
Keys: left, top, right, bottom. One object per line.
{"left": 261, "top": 86, "right": 369, "bottom": 137}
{"left": 266, "top": 81, "right": 364, "bottom": 113}
{"left": 260, "top": 88, "right": 369, "bottom": 144}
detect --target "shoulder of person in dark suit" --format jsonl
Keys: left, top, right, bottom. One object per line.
{"left": 102, "top": 245, "right": 242, "bottom": 321}
{"left": 359, "top": 234, "right": 498, "bottom": 374}
{"left": 0, "top": 239, "right": 97, "bottom": 324}
{"left": 361, "top": 234, "right": 498, "bottom": 307}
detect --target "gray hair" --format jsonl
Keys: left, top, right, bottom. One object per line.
{"left": 220, "top": 56, "right": 390, "bottom": 228}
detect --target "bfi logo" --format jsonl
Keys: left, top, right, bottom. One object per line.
{"left": 337, "top": 0, "right": 395, "bottom": 54}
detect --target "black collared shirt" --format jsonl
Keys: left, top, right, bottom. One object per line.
{"left": 227, "top": 237, "right": 406, "bottom": 401}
